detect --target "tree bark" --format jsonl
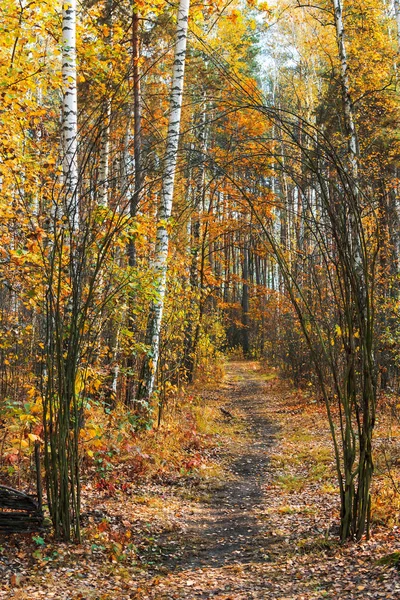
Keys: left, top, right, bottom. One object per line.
{"left": 241, "top": 242, "right": 250, "bottom": 357}
{"left": 128, "top": 8, "right": 142, "bottom": 268}
{"left": 137, "top": 0, "right": 190, "bottom": 403}
{"left": 98, "top": 0, "right": 113, "bottom": 206}
{"left": 332, "top": 0, "right": 358, "bottom": 174}
{"left": 125, "top": 7, "right": 143, "bottom": 406}
{"left": 394, "top": 0, "right": 400, "bottom": 53}
{"left": 98, "top": 100, "right": 111, "bottom": 206}
{"left": 183, "top": 105, "right": 207, "bottom": 381}
{"left": 62, "top": 0, "right": 79, "bottom": 231}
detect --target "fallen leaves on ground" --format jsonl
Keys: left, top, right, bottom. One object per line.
{"left": 1, "top": 361, "right": 399, "bottom": 599}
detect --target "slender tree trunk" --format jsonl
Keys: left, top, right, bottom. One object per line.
{"left": 394, "top": 0, "right": 400, "bottom": 53}
{"left": 332, "top": 0, "right": 358, "bottom": 174}
{"left": 137, "top": 0, "right": 190, "bottom": 402}
{"left": 98, "top": 0, "right": 112, "bottom": 207}
{"left": 241, "top": 242, "right": 250, "bottom": 357}
{"left": 44, "top": 0, "right": 81, "bottom": 541}
{"left": 183, "top": 106, "right": 207, "bottom": 381}
{"left": 128, "top": 8, "right": 142, "bottom": 268}
{"left": 62, "top": 0, "right": 79, "bottom": 231}
{"left": 98, "top": 100, "right": 111, "bottom": 206}
{"left": 125, "top": 8, "right": 143, "bottom": 406}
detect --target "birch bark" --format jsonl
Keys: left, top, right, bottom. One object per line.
{"left": 331, "top": 0, "right": 363, "bottom": 269}
{"left": 98, "top": 0, "right": 113, "bottom": 206}
{"left": 137, "top": 0, "right": 190, "bottom": 402}
{"left": 125, "top": 8, "right": 143, "bottom": 405}
{"left": 62, "top": 0, "right": 79, "bottom": 230}
{"left": 332, "top": 0, "right": 358, "bottom": 174}
{"left": 183, "top": 106, "right": 207, "bottom": 382}
{"left": 128, "top": 9, "right": 142, "bottom": 267}
{"left": 394, "top": 0, "right": 400, "bottom": 52}
{"left": 98, "top": 102, "right": 111, "bottom": 206}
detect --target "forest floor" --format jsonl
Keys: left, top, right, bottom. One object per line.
{"left": 1, "top": 361, "right": 400, "bottom": 599}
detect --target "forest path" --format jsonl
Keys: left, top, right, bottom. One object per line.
{"left": 138, "top": 360, "right": 282, "bottom": 598}
{"left": 4, "top": 362, "right": 399, "bottom": 599}
{"left": 156, "top": 360, "right": 277, "bottom": 572}
{"left": 136, "top": 362, "right": 400, "bottom": 600}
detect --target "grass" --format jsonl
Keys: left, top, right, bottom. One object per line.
{"left": 376, "top": 552, "right": 400, "bottom": 567}
{"left": 192, "top": 403, "right": 225, "bottom": 435}
{"left": 290, "top": 431, "right": 316, "bottom": 444}
{"left": 276, "top": 473, "right": 306, "bottom": 492}
{"left": 310, "top": 461, "right": 333, "bottom": 481}
{"left": 192, "top": 397, "right": 246, "bottom": 439}
{"left": 301, "top": 446, "right": 332, "bottom": 463}
{"left": 321, "top": 483, "right": 338, "bottom": 494}
{"left": 258, "top": 372, "right": 278, "bottom": 381}
{"left": 297, "top": 536, "right": 338, "bottom": 555}
{"left": 277, "top": 504, "right": 316, "bottom": 515}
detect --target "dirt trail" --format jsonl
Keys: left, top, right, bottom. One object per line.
{"left": 139, "top": 361, "right": 280, "bottom": 598}
{"left": 157, "top": 361, "right": 277, "bottom": 573}
{"left": 3, "top": 361, "right": 399, "bottom": 599}
{"left": 137, "top": 361, "right": 400, "bottom": 600}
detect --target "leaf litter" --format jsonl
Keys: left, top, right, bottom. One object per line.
{"left": 1, "top": 361, "right": 399, "bottom": 599}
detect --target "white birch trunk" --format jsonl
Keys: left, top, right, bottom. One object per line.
{"left": 332, "top": 0, "right": 363, "bottom": 270}
{"left": 394, "top": 0, "right": 400, "bottom": 52}
{"left": 332, "top": 0, "right": 358, "bottom": 173}
{"left": 62, "top": 0, "right": 79, "bottom": 230}
{"left": 98, "top": 0, "right": 113, "bottom": 207}
{"left": 98, "top": 101, "right": 111, "bottom": 206}
{"left": 121, "top": 112, "right": 133, "bottom": 205}
{"left": 138, "top": 0, "right": 190, "bottom": 401}
{"left": 128, "top": 9, "right": 142, "bottom": 267}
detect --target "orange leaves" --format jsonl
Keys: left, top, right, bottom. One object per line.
{"left": 227, "top": 9, "right": 241, "bottom": 24}
{"left": 134, "top": 0, "right": 165, "bottom": 16}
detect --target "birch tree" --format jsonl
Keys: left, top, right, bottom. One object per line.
{"left": 322, "top": 0, "right": 376, "bottom": 541}
{"left": 137, "top": 0, "right": 191, "bottom": 403}
{"left": 183, "top": 103, "right": 208, "bottom": 382}
{"left": 42, "top": 0, "right": 81, "bottom": 542}
{"left": 98, "top": 103, "right": 111, "bottom": 206}
{"left": 62, "top": 0, "right": 79, "bottom": 230}
{"left": 129, "top": 8, "right": 142, "bottom": 265}
{"left": 394, "top": 0, "right": 400, "bottom": 52}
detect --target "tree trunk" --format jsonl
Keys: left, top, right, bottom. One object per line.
{"left": 98, "top": 0, "right": 112, "bottom": 207}
{"left": 125, "top": 7, "right": 142, "bottom": 406}
{"left": 43, "top": 0, "right": 81, "bottom": 542}
{"left": 137, "top": 0, "right": 190, "bottom": 403}
{"left": 128, "top": 8, "right": 142, "bottom": 268}
{"left": 62, "top": 0, "right": 79, "bottom": 231}
{"left": 332, "top": 0, "right": 358, "bottom": 173}
{"left": 98, "top": 100, "right": 111, "bottom": 206}
{"left": 241, "top": 242, "right": 250, "bottom": 357}
{"left": 183, "top": 106, "right": 207, "bottom": 381}
{"left": 394, "top": 0, "right": 400, "bottom": 53}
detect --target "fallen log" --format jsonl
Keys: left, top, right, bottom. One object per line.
{"left": 0, "top": 485, "right": 43, "bottom": 534}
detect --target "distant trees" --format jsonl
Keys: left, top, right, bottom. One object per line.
{"left": 231, "top": 0, "right": 399, "bottom": 540}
